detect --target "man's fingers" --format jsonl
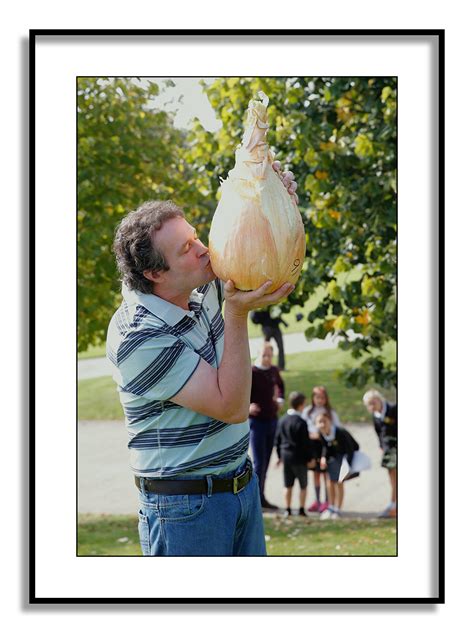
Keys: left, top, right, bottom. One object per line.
{"left": 281, "top": 170, "right": 294, "bottom": 186}
{"left": 224, "top": 279, "right": 237, "bottom": 296}
{"left": 251, "top": 280, "right": 274, "bottom": 298}
{"left": 259, "top": 282, "right": 295, "bottom": 304}
{"left": 272, "top": 160, "right": 282, "bottom": 174}
{"left": 288, "top": 181, "right": 298, "bottom": 195}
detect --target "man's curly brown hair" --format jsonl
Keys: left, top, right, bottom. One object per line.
{"left": 113, "top": 200, "right": 184, "bottom": 294}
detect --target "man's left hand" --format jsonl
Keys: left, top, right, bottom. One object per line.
{"left": 272, "top": 161, "right": 299, "bottom": 204}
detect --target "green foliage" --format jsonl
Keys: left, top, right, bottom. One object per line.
{"left": 78, "top": 76, "right": 397, "bottom": 388}
{"left": 77, "top": 78, "right": 211, "bottom": 351}
{"left": 185, "top": 77, "right": 397, "bottom": 388}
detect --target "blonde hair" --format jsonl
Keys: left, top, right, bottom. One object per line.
{"left": 362, "top": 389, "right": 385, "bottom": 405}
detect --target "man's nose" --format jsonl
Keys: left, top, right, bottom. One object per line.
{"left": 195, "top": 240, "right": 209, "bottom": 256}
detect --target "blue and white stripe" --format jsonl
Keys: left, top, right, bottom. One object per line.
{"left": 106, "top": 279, "right": 249, "bottom": 478}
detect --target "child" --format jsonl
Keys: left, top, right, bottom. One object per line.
{"left": 316, "top": 411, "right": 359, "bottom": 520}
{"left": 275, "top": 392, "right": 316, "bottom": 517}
{"left": 363, "top": 389, "right": 397, "bottom": 518}
{"left": 302, "top": 386, "right": 342, "bottom": 513}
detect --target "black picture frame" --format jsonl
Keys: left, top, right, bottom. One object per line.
{"left": 30, "top": 29, "right": 445, "bottom": 605}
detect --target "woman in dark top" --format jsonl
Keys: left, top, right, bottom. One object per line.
{"left": 249, "top": 342, "right": 285, "bottom": 510}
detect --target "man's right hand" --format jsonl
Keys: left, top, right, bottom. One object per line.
{"left": 224, "top": 279, "right": 294, "bottom": 319}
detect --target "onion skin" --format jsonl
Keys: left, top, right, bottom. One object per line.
{"left": 208, "top": 92, "right": 306, "bottom": 292}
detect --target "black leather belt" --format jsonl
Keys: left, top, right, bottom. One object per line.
{"left": 135, "top": 463, "right": 252, "bottom": 495}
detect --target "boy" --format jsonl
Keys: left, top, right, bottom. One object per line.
{"left": 317, "top": 411, "right": 359, "bottom": 520}
{"left": 275, "top": 392, "right": 316, "bottom": 517}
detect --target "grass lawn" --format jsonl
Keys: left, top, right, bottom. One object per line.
{"left": 77, "top": 513, "right": 396, "bottom": 556}
{"left": 78, "top": 345, "right": 395, "bottom": 422}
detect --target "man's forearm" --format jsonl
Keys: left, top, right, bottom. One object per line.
{"left": 216, "top": 307, "right": 252, "bottom": 423}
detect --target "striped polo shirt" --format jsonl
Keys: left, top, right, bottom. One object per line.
{"left": 106, "top": 279, "right": 249, "bottom": 479}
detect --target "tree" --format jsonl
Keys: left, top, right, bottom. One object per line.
{"left": 77, "top": 78, "right": 211, "bottom": 351}
{"left": 185, "top": 77, "right": 397, "bottom": 388}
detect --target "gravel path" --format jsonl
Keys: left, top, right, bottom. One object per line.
{"left": 78, "top": 329, "right": 388, "bottom": 517}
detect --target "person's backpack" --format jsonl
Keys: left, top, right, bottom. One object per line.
{"left": 250, "top": 310, "right": 264, "bottom": 325}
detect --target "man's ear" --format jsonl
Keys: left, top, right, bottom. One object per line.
{"left": 143, "top": 269, "right": 165, "bottom": 284}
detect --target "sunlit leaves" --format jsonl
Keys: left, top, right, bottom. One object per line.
{"left": 186, "top": 76, "right": 397, "bottom": 387}
{"left": 77, "top": 78, "right": 207, "bottom": 351}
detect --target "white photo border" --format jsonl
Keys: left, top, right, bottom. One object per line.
{"left": 31, "top": 30, "right": 444, "bottom": 604}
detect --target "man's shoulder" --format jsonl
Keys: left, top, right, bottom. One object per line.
{"left": 109, "top": 300, "right": 174, "bottom": 336}
{"left": 107, "top": 300, "right": 183, "bottom": 367}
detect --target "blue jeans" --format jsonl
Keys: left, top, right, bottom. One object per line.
{"left": 249, "top": 417, "right": 277, "bottom": 501}
{"left": 136, "top": 460, "right": 267, "bottom": 556}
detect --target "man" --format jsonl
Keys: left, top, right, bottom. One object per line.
{"left": 106, "top": 166, "right": 297, "bottom": 556}
{"left": 363, "top": 389, "right": 397, "bottom": 518}
{"left": 250, "top": 308, "right": 287, "bottom": 370}
{"left": 249, "top": 342, "right": 285, "bottom": 510}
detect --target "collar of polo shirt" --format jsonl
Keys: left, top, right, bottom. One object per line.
{"left": 121, "top": 282, "right": 205, "bottom": 326}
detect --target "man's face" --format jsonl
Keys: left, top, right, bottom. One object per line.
{"left": 365, "top": 397, "right": 383, "bottom": 415}
{"left": 153, "top": 217, "right": 216, "bottom": 292}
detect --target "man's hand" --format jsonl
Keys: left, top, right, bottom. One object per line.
{"left": 320, "top": 457, "right": 327, "bottom": 471}
{"left": 272, "top": 160, "right": 298, "bottom": 204}
{"left": 224, "top": 279, "right": 294, "bottom": 319}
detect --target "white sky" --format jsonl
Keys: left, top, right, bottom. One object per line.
{"left": 141, "top": 77, "right": 222, "bottom": 132}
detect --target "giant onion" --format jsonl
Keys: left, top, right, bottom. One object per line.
{"left": 208, "top": 91, "right": 306, "bottom": 293}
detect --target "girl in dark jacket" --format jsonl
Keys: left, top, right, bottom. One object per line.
{"left": 316, "top": 411, "right": 359, "bottom": 520}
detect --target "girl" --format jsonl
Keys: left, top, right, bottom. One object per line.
{"left": 363, "top": 389, "right": 397, "bottom": 518}
{"left": 302, "top": 386, "right": 342, "bottom": 513}
{"left": 316, "top": 411, "right": 359, "bottom": 519}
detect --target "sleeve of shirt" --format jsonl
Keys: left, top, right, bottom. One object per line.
{"left": 299, "top": 420, "right": 312, "bottom": 461}
{"left": 321, "top": 440, "right": 327, "bottom": 459}
{"left": 332, "top": 410, "right": 342, "bottom": 427}
{"left": 373, "top": 418, "right": 383, "bottom": 448}
{"left": 274, "top": 419, "right": 282, "bottom": 458}
{"left": 273, "top": 367, "right": 285, "bottom": 398}
{"left": 118, "top": 333, "right": 201, "bottom": 401}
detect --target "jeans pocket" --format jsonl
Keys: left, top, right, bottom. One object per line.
{"left": 156, "top": 494, "right": 206, "bottom": 522}
{"left": 137, "top": 509, "right": 151, "bottom": 556}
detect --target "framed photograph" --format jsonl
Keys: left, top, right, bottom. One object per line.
{"left": 31, "top": 30, "right": 444, "bottom": 604}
